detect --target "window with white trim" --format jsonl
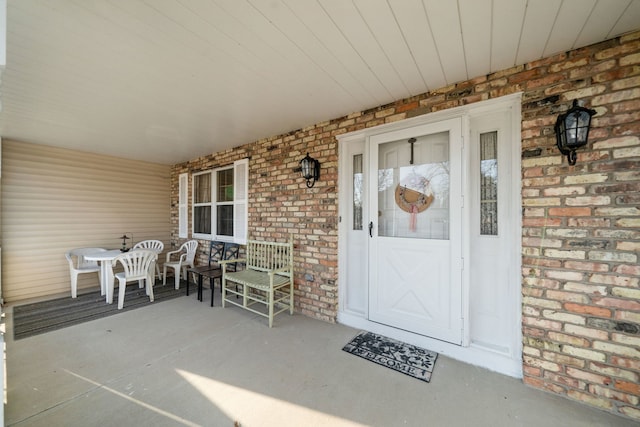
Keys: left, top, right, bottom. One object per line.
{"left": 191, "top": 158, "right": 248, "bottom": 244}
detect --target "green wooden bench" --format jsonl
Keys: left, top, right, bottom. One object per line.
{"left": 221, "top": 236, "right": 294, "bottom": 327}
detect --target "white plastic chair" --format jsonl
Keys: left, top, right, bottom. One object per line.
{"left": 65, "top": 247, "right": 107, "bottom": 298}
{"left": 111, "top": 249, "right": 158, "bottom": 309}
{"left": 163, "top": 240, "right": 198, "bottom": 289}
{"left": 133, "top": 240, "right": 164, "bottom": 280}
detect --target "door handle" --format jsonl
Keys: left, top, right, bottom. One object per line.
{"left": 368, "top": 221, "right": 373, "bottom": 238}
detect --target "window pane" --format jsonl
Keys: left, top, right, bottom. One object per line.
{"left": 194, "top": 206, "right": 211, "bottom": 234}
{"left": 217, "top": 205, "right": 233, "bottom": 236}
{"left": 353, "top": 154, "right": 363, "bottom": 230}
{"left": 194, "top": 174, "right": 211, "bottom": 203}
{"left": 480, "top": 131, "right": 498, "bottom": 236}
{"left": 378, "top": 132, "right": 450, "bottom": 239}
{"left": 217, "top": 169, "right": 234, "bottom": 202}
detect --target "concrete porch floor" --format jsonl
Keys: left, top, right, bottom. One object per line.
{"left": 3, "top": 289, "right": 636, "bottom": 427}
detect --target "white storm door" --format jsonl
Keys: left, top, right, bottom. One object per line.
{"left": 368, "top": 118, "right": 463, "bottom": 345}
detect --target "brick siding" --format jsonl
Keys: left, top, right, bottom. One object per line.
{"left": 171, "top": 30, "right": 640, "bottom": 420}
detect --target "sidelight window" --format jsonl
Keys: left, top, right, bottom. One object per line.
{"left": 480, "top": 131, "right": 498, "bottom": 236}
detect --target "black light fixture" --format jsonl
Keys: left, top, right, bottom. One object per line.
{"left": 300, "top": 153, "right": 320, "bottom": 188}
{"left": 554, "top": 99, "right": 596, "bottom": 165}
{"left": 119, "top": 233, "right": 132, "bottom": 252}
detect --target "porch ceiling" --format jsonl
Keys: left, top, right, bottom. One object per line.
{"left": 1, "top": 0, "right": 639, "bottom": 164}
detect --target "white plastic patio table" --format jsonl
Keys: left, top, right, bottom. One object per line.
{"left": 83, "top": 249, "right": 123, "bottom": 304}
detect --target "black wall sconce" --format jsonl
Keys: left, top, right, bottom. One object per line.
{"left": 119, "top": 233, "right": 132, "bottom": 252}
{"left": 554, "top": 99, "right": 596, "bottom": 165}
{"left": 300, "top": 153, "right": 320, "bottom": 188}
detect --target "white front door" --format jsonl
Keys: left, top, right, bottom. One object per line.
{"left": 368, "top": 118, "right": 463, "bottom": 345}
{"left": 338, "top": 95, "right": 522, "bottom": 375}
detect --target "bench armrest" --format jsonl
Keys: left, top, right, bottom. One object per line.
{"left": 268, "top": 265, "right": 292, "bottom": 276}
{"left": 221, "top": 258, "right": 246, "bottom": 272}
{"left": 220, "top": 258, "right": 246, "bottom": 265}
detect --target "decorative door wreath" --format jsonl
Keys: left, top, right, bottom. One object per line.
{"left": 394, "top": 173, "right": 434, "bottom": 231}
{"left": 394, "top": 185, "right": 434, "bottom": 213}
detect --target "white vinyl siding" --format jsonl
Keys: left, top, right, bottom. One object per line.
{"left": 1, "top": 140, "right": 171, "bottom": 302}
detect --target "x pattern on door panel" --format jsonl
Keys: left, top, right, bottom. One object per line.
{"left": 373, "top": 240, "right": 451, "bottom": 332}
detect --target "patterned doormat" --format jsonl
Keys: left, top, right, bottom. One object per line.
{"left": 342, "top": 331, "right": 438, "bottom": 382}
{"left": 12, "top": 282, "right": 186, "bottom": 340}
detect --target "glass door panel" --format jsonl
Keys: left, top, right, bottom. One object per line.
{"left": 377, "top": 131, "right": 450, "bottom": 239}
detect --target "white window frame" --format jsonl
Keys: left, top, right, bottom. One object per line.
{"left": 191, "top": 159, "right": 248, "bottom": 244}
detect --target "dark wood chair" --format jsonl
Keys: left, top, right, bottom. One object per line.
{"left": 189, "top": 242, "right": 240, "bottom": 306}
{"left": 187, "top": 241, "right": 225, "bottom": 300}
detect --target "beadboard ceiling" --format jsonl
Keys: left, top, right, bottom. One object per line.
{"left": 1, "top": 0, "right": 639, "bottom": 164}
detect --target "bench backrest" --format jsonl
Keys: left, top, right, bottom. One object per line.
{"left": 246, "top": 237, "right": 293, "bottom": 277}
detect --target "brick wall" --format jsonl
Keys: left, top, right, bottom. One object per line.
{"left": 171, "top": 30, "right": 640, "bottom": 420}
{"left": 518, "top": 32, "right": 640, "bottom": 419}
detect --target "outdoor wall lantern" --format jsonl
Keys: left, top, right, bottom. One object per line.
{"left": 300, "top": 153, "right": 320, "bottom": 188}
{"left": 119, "top": 233, "right": 132, "bottom": 252}
{"left": 554, "top": 99, "right": 596, "bottom": 165}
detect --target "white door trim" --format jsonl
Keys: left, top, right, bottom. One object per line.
{"left": 337, "top": 93, "right": 523, "bottom": 378}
